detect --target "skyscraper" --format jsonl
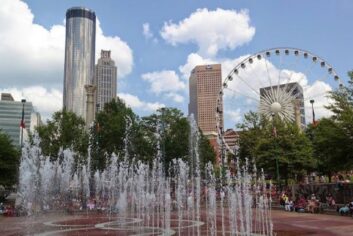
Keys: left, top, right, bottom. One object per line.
{"left": 63, "top": 7, "right": 96, "bottom": 119}
{"left": 188, "top": 64, "right": 223, "bottom": 136}
{"left": 95, "top": 50, "right": 117, "bottom": 112}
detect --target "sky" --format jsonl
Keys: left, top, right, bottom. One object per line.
{"left": 0, "top": 0, "right": 352, "bottom": 128}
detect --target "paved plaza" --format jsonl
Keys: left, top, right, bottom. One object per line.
{"left": 1, "top": 209, "right": 353, "bottom": 235}
{"left": 272, "top": 210, "right": 353, "bottom": 236}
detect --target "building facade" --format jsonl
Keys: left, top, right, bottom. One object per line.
{"left": 63, "top": 7, "right": 96, "bottom": 119}
{"left": 188, "top": 64, "right": 223, "bottom": 163}
{"left": 0, "top": 93, "right": 33, "bottom": 145}
{"left": 94, "top": 50, "right": 117, "bottom": 112}
{"left": 188, "top": 64, "right": 223, "bottom": 135}
{"left": 260, "top": 82, "right": 306, "bottom": 129}
{"left": 223, "top": 129, "right": 240, "bottom": 153}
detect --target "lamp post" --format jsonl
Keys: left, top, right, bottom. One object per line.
{"left": 20, "top": 99, "right": 26, "bottom": 148}
{"left": 220, "top": 127, "right": 226, "bottom": 180}
{"left": 271, "top": 112, "right": 280, "bottom": 187}
{"left": 310, "top": 99, "right": 315, "bottom": 125}
{"left": 160, "top": 107, "right": 166, "bottom": 176}
{"left": 233, "top": 141, "right": 239, "bottom": 175}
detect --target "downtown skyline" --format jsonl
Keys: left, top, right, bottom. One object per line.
{"left": 0, "top": 0, "right": 352, "bottom": 127}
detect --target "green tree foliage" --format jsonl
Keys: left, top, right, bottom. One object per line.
{"left": 34, "top": 99, "right": 216, "bottom": 176}
{"left": 36, "top": 110, "right": 88, "bottom": 162}
{"left": 307, "top": 119, "right": 351, "bottom": 180}
{"left": 139, "top": 108, "right": 216, "bottom": 174}
{"left": 198, "top": 132, "right": 216, "bottom": 175}
{"left": 140, "top": 108, "right": 190, "bottom": 172}
{"left": 91, "top": 98, "right": 136, "bottom": 170}
{"left": 308, "top": 71, "right": 353, "bottom": 179}
{"left": 237, "top": 111, "right": 264, "bottom": 159}
{"left": 238, "top": 112, "right": 315, "bottom": 183}
{"left": 0, "top": 130, "right": 20, "bottom": 187}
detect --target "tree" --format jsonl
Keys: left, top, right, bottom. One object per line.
{"left": 326, "top": 71, "right": 353, "bottom": 153}
{"left": 140, "top": 108, "right": 190, "bottom": 173}
{"left": 308, "top": 71, "right": 353, "bottom": 179}
{"left": 238, "top": 111, "right": 315, "bottom": 183}
{"left": 307, "top": 118, "right": 351, "bottom": 181}
{"left": 91, "top": 98, "right": 137, "bottom": 171}
{"left": 0, "top": 130, "right": 20, "bottom": 187}
{"left": 255, "top": 120, "right": 315, "bottom": 183}
{"left": 198, "top": 132, "right": 216, "bottom": 175}
{"left": 237, "top": 111, "right": 264, "bottom": 160}
{"left": 36, "top": 110, "right": 88, "bottom": 162}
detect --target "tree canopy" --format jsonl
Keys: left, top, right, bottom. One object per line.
{"left": 0, "top": 130, "right": 20, "bottom": 187}
{"left": 36, "top": 110, "right": 88, "bottom": 162}
{"left": 307, "top": 71, "right": 353, "bottom": 180}
{"left": 238, "top": 112, "right": 315, "bottom": 183}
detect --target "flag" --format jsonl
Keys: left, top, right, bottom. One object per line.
{"left": 20, "top": 119, "right": 25, "bottom": 128}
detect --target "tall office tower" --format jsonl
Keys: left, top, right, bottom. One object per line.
{"left": 0, "top": 93, "right": 34, "bottom": 145}
{"left": 95, "top": 50, "right": 117, "bottom": 112}
{"left": 63, "top": 7, "right": 96, "bottom": 119}
{"left": 188, "top": 64, "right": 223, "bottom": 135}
{"left": 260, "top": 82, "right": 306, "bottom": 129}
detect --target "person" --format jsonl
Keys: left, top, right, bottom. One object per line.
{"left": 338, "top": 203, "right": 350, "bottom": 215}
{"left": 307, "top": 194, "right": 319, "bottom": 213}
{"left": 349, "top": 201, "right": 353, "bottom": 215}
{"left": 280, "top": 193, "right": 288, "bottom": 207}
{"left": 294, "top": 196, "right": 307, "bottom": 213}
{"left": 285, "top": 198, "right": 293, "bottom": 212}
{"left": 326, "top": 193, "right": 336, "bottom": 207}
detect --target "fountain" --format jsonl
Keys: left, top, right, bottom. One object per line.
{"left": 14, "top": 117, "right": 273, "bottom": 236}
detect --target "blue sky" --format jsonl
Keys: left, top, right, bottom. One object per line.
{"left": 1, "top": 0, "right": 352, "bottom": 128}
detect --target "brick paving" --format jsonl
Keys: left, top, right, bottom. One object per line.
{"left": 1, "top": 209, "right": 353, "bottom": 235}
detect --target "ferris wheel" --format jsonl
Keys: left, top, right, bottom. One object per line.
{"left": 216, "top": 47, "right": 343, "bottom": 155}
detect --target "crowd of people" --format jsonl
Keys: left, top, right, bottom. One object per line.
{"left": 276, "top": 191, "right": 353, "bottom": 217}
{"left": 278, "top": 192, "right": 328, "bottom": 213}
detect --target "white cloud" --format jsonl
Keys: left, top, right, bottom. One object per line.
{"left": 142, "top": 22, "right": 158, "bottom": 43}
{"left": 161, "top": 8, "right": 255, "bottom": 57}
{"left": 179, "top": 53, "right": 216, "bottom": 79}
{"left": 118, "top": 93, "right": 165, "bottom": 112}
{"left": 0, "top": 86, "right": 62, "bottom": 121}
{"left": 0, "top": 0, "right": 64, "bottom": 87}
{"left": 0, "top": 0, "right": 133, "bottom": 88}
{"left": 225, "top": 109, "right": 242, "bottom": 125}
{"left": 142, "top": 70, "right": 186, "bottom": 94}
{"left": 178, "top": 52, "right": 336, "bottom": 128}
{"left": 166, "top": 92, "right": 184, "bottom": 103}
{"left": 304, "top": 81, "right": 333, "bottom": 120}
{"left": 143, "top": 23, "right": 153, "bottom": 39}
{"left": 178, "top": 52, "right": 249, "bottom": 81}
{"left": 96, "top": 20, "right": 133, "bottom": 78}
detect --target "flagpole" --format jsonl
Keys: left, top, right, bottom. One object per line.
{"left": 20, "top": 99, "right": 26, "bottom": 148}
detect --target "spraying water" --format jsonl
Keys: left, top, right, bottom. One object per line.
{"left": 16, "top": 117, "right": 273, "bottom": 235}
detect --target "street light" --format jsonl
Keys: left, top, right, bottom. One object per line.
{"left": 310, "top": 99, "right": 315, "bottom": 125}
{"left": 220, "top": 127, "right": 226, "bottom": 180}
{"left": 160, "top": 107, "right": 166, "bottom": 176}
{"left": 271, "top": 112, "right": 280, "bottom": 187}
{"left": 20, "top": 99, "right": 26, "bottom": 148}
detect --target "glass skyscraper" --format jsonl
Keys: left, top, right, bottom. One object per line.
{"left": 63, "top": 7, "right": 96, "bottom": 119}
